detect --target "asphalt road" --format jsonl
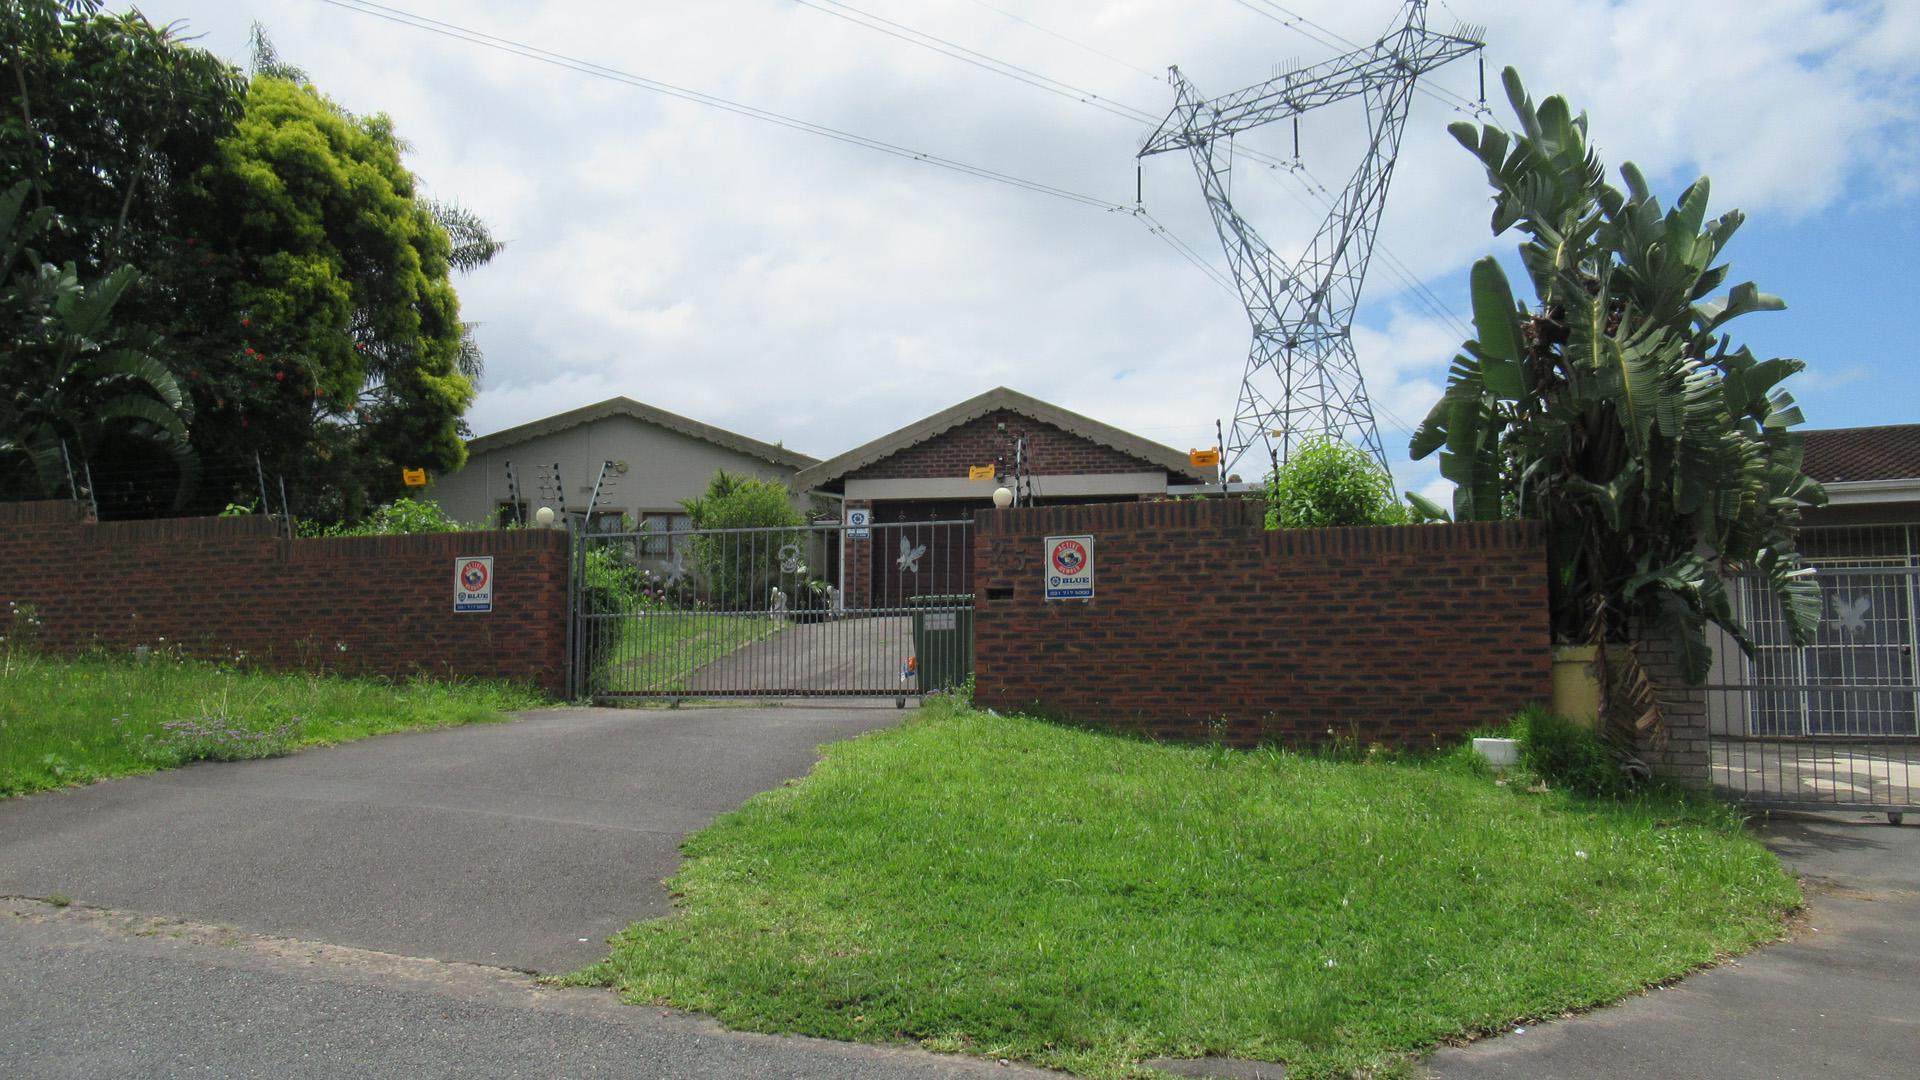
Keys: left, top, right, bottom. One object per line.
{"left": 0, "top": 704, "right": 901, "bottom": 973}
{"left": 0, "top": 897, "right": 1049, "bottom": 1080}
{"left": 1422, "top": 811, "right": 1920, "bottom": 1080}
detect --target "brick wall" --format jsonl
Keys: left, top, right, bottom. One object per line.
{"left": 1630, "top": 618, "right": 1710, "bottom": 784}
{"left": 0, "top": 501, "right": 568, "bottom": 694}
{"left": 848, "top": 409, "right": 1160, "bottom": 481}
{"left": 972, "top": 499, "right": 1552, "bottom": 746}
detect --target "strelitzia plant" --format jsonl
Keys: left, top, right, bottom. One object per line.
{"left": 1411, "top": 68, "right": 1824, "bottom": 686}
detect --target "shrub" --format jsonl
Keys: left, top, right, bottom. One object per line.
{"left": 300, "top": 497, "right": 470, "bottom": 537}
{"left": 1263, "top": 439, "right": 1408, "bottom": 529}
{"left": 680, "top": 470, "right": 805, "bottom": 609}
{"left": 1513, "top": 704, "right": 1635, "bottom": 799}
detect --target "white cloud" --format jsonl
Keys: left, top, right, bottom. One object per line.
{"left": 150, "top": 0, "right": 1918, "bottom": 485}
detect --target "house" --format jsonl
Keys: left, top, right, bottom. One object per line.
{"left": 429, "top": 398, "right": 817, "bottom": 557}
{"left": 1799, "top": 423, "right": 1920, "bottom": 560}
{"left": 1710, "top": 423, "right": 1920, "bottom": 740}
{"left": 789, "top": 386, "right": 1212, "bottom": 607}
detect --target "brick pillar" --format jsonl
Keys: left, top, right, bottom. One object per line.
{"left": 1631, "top": 618, "right": 1711, "bottom": 785}
{"left": 843, "top": 499, "right": 874, "bottom": 611}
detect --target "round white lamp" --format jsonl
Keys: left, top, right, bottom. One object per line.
{"left": 534, "top": 506, "right": 557, "bottom": 528}
{"left": 991, "top": 486, "right": 1014, "bottom": 509}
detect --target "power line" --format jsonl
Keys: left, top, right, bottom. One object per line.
{"left": 793, "top": 0, "right": 1158, "bottom": 126}
{"left": 312, "top": 0, "right": 1130, "bottom": 212}
{"left": 1230, "top": 0, "right": 1487, "bottom": 117}
{"left": 963, "top": 0, "right": 1165, "bottom": 84}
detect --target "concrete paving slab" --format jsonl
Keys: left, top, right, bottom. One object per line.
{"left": 0, "top": 705, "right": 902, "bottom": 973}
{"left": 1422, "top": 812, "right": 1920, "bottom": 1080}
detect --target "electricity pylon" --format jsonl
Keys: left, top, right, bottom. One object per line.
{"left": 1139, "top": 0, "right": 1482, "bottom": 477}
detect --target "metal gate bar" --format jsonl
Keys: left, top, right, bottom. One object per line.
{"left": 572, "top": 518, "right": 974, "bottom": 702}
{"left": 1711, "top": 564, "right": 1918, "bottom": 818}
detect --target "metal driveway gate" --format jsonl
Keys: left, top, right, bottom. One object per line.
{"left": 1709, "top": 549, "right": 1918, "bottom": 822}
{"left": 568, "top": 518, "right": 974, "bottom": 703}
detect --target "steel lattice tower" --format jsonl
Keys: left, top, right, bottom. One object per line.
{"left": 1139, "top": 1, "right": 1481, "bottom": 476}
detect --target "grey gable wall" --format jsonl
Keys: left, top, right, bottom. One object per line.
{"left": 431, "top": 413, "right": 805, "bottom": 526}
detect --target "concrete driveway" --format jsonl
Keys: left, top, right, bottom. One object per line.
{"left": 1423, "top": 812, "right": 1919, "bottom": 1080}
{"left": 0, "top": 705, "right": 901, "bottom": 973}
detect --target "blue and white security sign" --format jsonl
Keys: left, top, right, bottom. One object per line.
{"left": 846, "top": 508, "right": 871, "bottom": 540}
{"left": 1043, "top": 534, "right": 1094, "bottom": 600}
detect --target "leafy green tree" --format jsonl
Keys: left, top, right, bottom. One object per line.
{"left": 1263, "top": 439, "right": 1407, "bottom": 529}
{"left": 0, "top": 181, "right": 193, "bottom": 501}
{"left": 682, "top": 470, "right": 806, "bottom": 610}
{"left": 1, "top": 4, "right": 495, "bottom": 520}
{"left": 1410, "top": 68, "right": 1825, "bottom": 682}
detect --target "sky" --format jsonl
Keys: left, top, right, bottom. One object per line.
{"left": 143, "top": 0, "right": 1920, "bottom": 503}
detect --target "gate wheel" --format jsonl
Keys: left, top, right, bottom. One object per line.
{"left": 896, "top": 696, "right": 905, "bottom": 709}
{"left": 1892, "top": 812, "right": 1906, "bottom": 827}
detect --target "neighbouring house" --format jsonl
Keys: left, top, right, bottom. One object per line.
{"left": 789, "top": 386, "right": 1212, "bottom": 607}
{"left": 429, "top": 397, "right": 817, "bottom": 562}
{"left": 1710, "top": 423, "right": 1920, "bottom": 739}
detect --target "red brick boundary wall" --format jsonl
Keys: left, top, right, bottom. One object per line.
{"left": 0, "top": 501, "right": 568, "bottom": 695}
{"left": 972, "top": 500, "right": 1551, "bottom": 746}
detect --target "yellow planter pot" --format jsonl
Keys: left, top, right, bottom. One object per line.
{"left": 1551, "top": 645, "right": 1604, "bottom": 730}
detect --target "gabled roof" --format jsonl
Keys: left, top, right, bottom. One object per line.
{"left": 465, "top": 396, "right": 817, "bottom": 471}
{"left": 790, "top": 386, "right": 1211, "bottom": 490}
{"left": 1801, "top": 424, "right": 1920, "bottom": 484}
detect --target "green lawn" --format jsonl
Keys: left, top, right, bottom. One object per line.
{"left": 0, "top": 650, "right": 546, "bottom": 798}
{"left": 591, "top": 611, "right": 786, "bottom": 695}
{"left": 571, "top": 699, "right": 1799, "bottom": 1079}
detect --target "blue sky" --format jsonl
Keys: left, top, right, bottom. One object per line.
{"left": 145, "top": 0, "right": 1920, "bottom": 501}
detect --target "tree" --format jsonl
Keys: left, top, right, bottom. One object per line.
{"left": 1, "top": 4, "right": 496, "bottom": 519}
{"left": 1410, "top": 68, "right": 1825, "bottom": 684}
{"left": 681, "top": 470, "right": 805, "bottom": 610}
{"left": 1263, "top": 439, "right": 1407, "bottom": 529}
{"left": 0, "top": 181, "right": 194, "bottom": 503}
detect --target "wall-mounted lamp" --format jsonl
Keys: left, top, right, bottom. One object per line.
{"left": 534, "top": 506, "right": 557, "bottom": 528}
{"left": 992, "top": 486, "right": 1014, "bottom": 509}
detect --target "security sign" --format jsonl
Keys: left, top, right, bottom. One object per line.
{"left": 846, "top": 507, "right": 872, "bottom": 540}
{"left": 455, "top": 556, "right": 493, "bottom": 613}
{"left": 1043, "top": 534, "right": 1094, "bottom": 601}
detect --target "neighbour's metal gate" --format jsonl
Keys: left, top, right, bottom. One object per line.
{"left": 567, "top": 518, "right": 974, "bottom": 703}
{"left": 1709, "top": 554, "right": 1919, "bottom": 822}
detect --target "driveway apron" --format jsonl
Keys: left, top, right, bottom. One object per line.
{"left": 0, "top": 705, "right": 901, "bottom": 973}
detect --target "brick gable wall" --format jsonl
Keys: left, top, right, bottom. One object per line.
{"left": 971, "top": 500, "right": 1551, "bottom": 746}
{"left": 846, "top": 409, "right": 1164, "bottom": 481}
{"left": 0, "top": 501, "right": 567, "bottom": 694}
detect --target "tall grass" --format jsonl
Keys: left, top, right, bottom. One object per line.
{"left": 0, "top": 650, "right": 545, "bottom": 798}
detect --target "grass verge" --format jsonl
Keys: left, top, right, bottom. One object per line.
{"left": 0, "top": 650, "right": 545, "bottom": 798}
{"left": 569, "top": 699, "right": 1799, "bottom": 1079}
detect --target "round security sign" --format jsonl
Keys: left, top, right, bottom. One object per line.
{"left": 460, "top": 560, "right": 490, "bottom": 592}
{"left": 1050, "top": 539, "right": 1087, "bottom": 576}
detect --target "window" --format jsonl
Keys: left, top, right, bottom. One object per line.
{"left": 639, "top": 512, "right": 692, "bottom": 557}
{"left": 495, "top": 500, "right": 528, "bottom": 527}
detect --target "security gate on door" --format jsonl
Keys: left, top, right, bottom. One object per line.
{"left": 569, "top": 519, "right": 974, "bottom": 702}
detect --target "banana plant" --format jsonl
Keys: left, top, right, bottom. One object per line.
{"left": 1, "top": 180, "right": 197, "bottom": 503}
{"left": 1409, "top": 69, "right": 1824, "bottom": 684}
